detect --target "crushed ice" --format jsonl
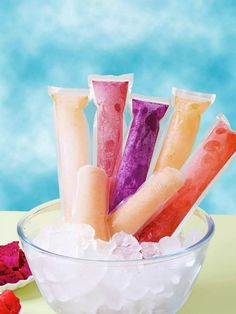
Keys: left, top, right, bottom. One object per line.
{"left": 29, "top": 223, "right": 206, "bottom": 314}
{"left": 33, "top": 222, "right": 204, "bottom": 260}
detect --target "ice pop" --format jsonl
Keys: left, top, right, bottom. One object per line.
{"left": 137, "top": 115, "right": 236, "bottom": 242}
{"left": 74, "top": 165, "right": 109, "bottom": 241}
{"left": 154, "top": 88, "right": 215, "bottom": 172}
{"left": 108, "top": 167, "right": 184, "bottom": 235}
{"left": 110, "top": 95, "right": 169, "bottom": 212}
{"left": 89, "top": 74, "right": 133, "bottom": 182}
{"left": 48, "top": 87, "right": 90, "bottom": 222}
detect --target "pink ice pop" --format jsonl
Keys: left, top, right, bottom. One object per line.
{"left": 89, "top": 74, "right": 132, "bottom": 183}
{"left": 108, "top": 167, "right": 184, "bottom": 235}
{"left": 74, "top": 165, "right": 109, "bottom": 241}
{"left": 137, "top": 115, "right": 236, "bottom": 242}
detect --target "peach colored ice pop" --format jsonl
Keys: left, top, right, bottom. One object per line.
{"left": 48, "top": 87, "right": 90, "bottom": 223}
{"left": 137, "top": 115, "right": 236, "bottom": 242}
{"left": 108, "top": 167, "right": 184, "bottom": 235}
{"left": 154, "top": 88, "right": 215, "bottom": 172}
{"left": 74, "top": 165, "right": 109, "bottom": 241}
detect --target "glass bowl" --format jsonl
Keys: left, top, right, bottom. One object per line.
{"left": 17, "top": 199, "right": 215, "bottom": 314}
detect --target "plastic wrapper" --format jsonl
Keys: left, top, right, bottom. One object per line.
{"left": 109, "top": 167, "right": 184, "bottom": 235}
{"left": 110, "top": 95, "right": 169, "bottom": 212}
{"left": 137, "top": 115, "right": 236, "bottom": 242}
{"left": 154, "top": 87, "right": 216, "bottom": 172}
{"left": 73, "top": 165, "right": 109, "bottom": 240}
{"left": 48, "top": 87, "right": 90, "bottom": 222}
{"left": 89, "top": 74, "right": 133, "bottom": 186}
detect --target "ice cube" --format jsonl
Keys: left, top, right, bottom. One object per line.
{"left": 140, "top": 242, "right": 160, "bottom": 259}
{"left": 125, "top": 266, "right": 148, "bottom": 301}
{"left": 158, "top": 236, "right": 181, "bottom": 255}
{"left": 37, "top": 282, "right": 55, "bottom": 304}
{"left": 48, "top": 231, "right": 78, "bottom": 257}
{"left": 111, "top": 232, "right": 139, "bottom": 247}
{"left": 183, "top": 230, "right": 204, "bottom": 248}
{"left": 103, "top": 265, "right": 132, "bottom": 291}
{"left": 101, "top": 282, "right": 124, "bottom": 311}
{"left": 144, "top": 264, "right": 166, "bottom": 294}
{"left": 171, "top": 274, "right": 181, "bottom": 285}
{"left": 111, "top": 232, "right": 142, "bottom": 260}
{"left": 77, "top": 224, "right": 95, "bottom": 248}
{"left": 33, "top": 225, "right": 54, "bottom": 250}
{"left": 77, "top": 288, "right": 105, "bottom": 313}
{"left": 94, "top": 239, "right": 117, "bottom": 260}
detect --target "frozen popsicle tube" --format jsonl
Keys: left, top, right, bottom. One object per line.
{"left": 48, "top": 87, "right": 90, "bottom": 223}
{"left": 73, "top": 165, "right": 109, "bottom": 241}
{"left": 110, "top": 95, "right": 169, "bottom": 212}
{"left": 154, "top": 88, "right": 216, "bottom": 172}
{"left": 89, "top": 74, "right": 133, "bottom": 183}
{"left": 137, "top": 115, "right": 236, "bottom": 242}
{"left": 108, "top": 167, "right": 184, "bottom": 235}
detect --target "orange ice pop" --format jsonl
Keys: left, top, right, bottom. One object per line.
{"left": 48, "top": 87, "right": 90, "bottom": 223}
{"left": 137, "top": 115, "right": 236, "bottom": 242}
{"left": 154, "top": 88, "right": 215, "bottom": 172}
{"left": 74, "top": 165, "right": 109, "bottom": 241}
{"left": 108, "top": 167, "right": 184, "bottom": 235}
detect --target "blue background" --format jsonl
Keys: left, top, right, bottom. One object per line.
{"left": 0, "top": 0, "right": 235, "bottom": 213}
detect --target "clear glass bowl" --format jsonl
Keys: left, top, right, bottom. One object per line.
{"left": 17, "top": 199, "right": 215, "bottom": 314}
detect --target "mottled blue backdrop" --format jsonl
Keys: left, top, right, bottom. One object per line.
{"left": 0, "top": 0, "right": 235, "bottom": 213}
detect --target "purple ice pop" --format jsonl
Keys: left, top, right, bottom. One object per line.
{"left": 109, "top": 96, "right": 169, "bottom": 212}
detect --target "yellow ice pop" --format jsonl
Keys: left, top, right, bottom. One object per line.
{"left": 74, "top": 165, "right": 109, "bottom": 241}
{"left": 154, "top": 88, "right": 215, "bottom": 172}
{"left": 48, "top": 87, "right": 90, "bottom": 223}
{"left": 108, "top": 167, "right": 184, "bottom": 235}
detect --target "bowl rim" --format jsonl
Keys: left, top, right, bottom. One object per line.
{"left": 17, "top": 199, "right": 215, "bottom": 264}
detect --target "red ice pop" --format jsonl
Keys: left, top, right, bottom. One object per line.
{"left": 89, "top": 74, "right": 133, "bottom": 183}
{"left": 137, "top": 115, "right": 236, "bottom": 242}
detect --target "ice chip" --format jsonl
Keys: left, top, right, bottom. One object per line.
{"left": 77, "top": 224, "right": 96, "bottom": 248}
{"left": 111, "top": 232, "right": 142, "bottom": 260}
{"left": 125, "top": 268, "right": 148, "bottom": 301}
{"left": 171, "top": 274, "right": 181, "bottom": 285}
{"left": 95, "top": 240, "right": 117, "bottom": 259}
{"left": 183, "top": 230, "right": 204, "bottom": 247}
{"left": 158, "top": 236, "right": 182, "bottom": 255}
{"left": 144, "top": 264, "right": 166, "bottom": 294}
{"left": 103, "top": 266, "right": 132, "bottom": 291}
{"left": 111, "top": 232, "right": 140, "bottom": 248}
{"left": 140, "top": 242, "right": 160, "bottom": 259}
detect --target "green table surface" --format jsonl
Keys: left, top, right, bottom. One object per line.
{"left": 0, "top": 211, "right": 235, "bottom": 314}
